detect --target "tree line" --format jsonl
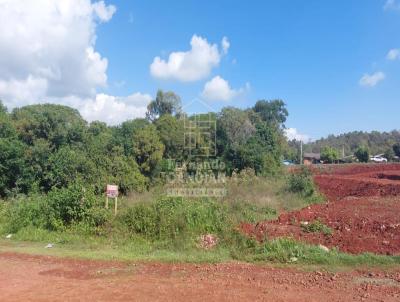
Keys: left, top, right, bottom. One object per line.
{"left": 0, "top": 91, "right": 288, "bottom": 197}
{"left": 285, "top": 131, "right": 400, "bottom": 163}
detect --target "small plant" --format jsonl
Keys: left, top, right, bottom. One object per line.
{"left": 287, "top": 166, "right": 315, "bottom": 197}
{"left": 301, "top": 219, "right": 333, "bottom": 236}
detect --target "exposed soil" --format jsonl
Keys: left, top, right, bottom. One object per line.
{"left": 244, "top": 164, "right": 400, "bottom": 255}
{"left": 1, "top": 252, "right": 400, "bottom": 302}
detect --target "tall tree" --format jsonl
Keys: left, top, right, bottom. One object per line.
{"left": 155, "top": 114, "right": 184, "bottom": 159}
{"left": 132, "top": 124, "right": 165, "bottom": 176}
{"left": 253, "top": 99, "right": 288, "bottom": 126}
{"left": 146, "top": 90, "right": 182, "bottom": 122}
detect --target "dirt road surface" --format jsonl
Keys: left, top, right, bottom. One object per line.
{"left": 0, "top": 252, "right": 400, "bottom": 302}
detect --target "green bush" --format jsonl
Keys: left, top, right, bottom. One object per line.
{"left": 287, "top": 167, "right": 315, "bottom": 197}
{"left": 354, "top": 146, "right": 369, "bottom": 163}
{"left": 2, "top": 182, "right": 110, "bottom": 233}
{"left": 119, "top": 197, "right": 229, "bottom": 241}
{"left": 43, "top": 183, "right": 96, "bottom": 230}
{"left": 2, "top": 195, "right": 46, "bottom": 233}
{"left": 301, "top": 219, "right": 333, "bottom": 236}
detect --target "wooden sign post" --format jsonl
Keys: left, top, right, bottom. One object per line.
{"left": 106, "top": 184, "right": 119, "bottom": 215}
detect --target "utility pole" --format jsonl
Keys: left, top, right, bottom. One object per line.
{"left": 300, "top": 140, "right": 303, "bottom": 164}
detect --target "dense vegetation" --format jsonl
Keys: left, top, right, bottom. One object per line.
{"left": 306, "top": 130, "right": 400, "bottom": 157}
{"left": 0, "top": 91, "right": 289, "bottom": 198}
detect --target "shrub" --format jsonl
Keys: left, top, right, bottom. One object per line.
{"left": 43, "top": 183, "right": 96, "bottom": 230}
{"left": 2, "top": 182, "right": 110, "bottom": 233}
{"left": 301, "top": 219, "right": 333, "bottom": 236}
{"left": 320, "top": 146, "right": 339, "bottom": 163}
{"left": 287, "top": 167, "right": 315, "bottom": 197}
{"left": 2, "top": 195, "right": 46, "bottom": 233}
{"left": 354, "top": 146, "right": 369, "bottom": 163}
{"left": 119, "top": 197, "right": 229, "bottom": 241}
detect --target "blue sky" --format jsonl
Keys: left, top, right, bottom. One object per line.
{"left": 0, "top": 1, "right": 399, "bottom": 140}
{"left": 93, "top": 0, "right": 400, "bottom": 140}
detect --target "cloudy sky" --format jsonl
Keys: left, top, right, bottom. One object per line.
{"left": 0, "top": 0, "right": 399, "bottom": 140}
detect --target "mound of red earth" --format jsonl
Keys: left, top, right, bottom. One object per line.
{"left": 244, "top": 164, "right": 400, "bottom": 255}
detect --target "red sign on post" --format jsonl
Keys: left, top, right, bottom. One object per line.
{"left": 106, "top": 184, "right": 119, "bottom": 198}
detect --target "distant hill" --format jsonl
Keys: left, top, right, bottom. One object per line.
{"left": 303, "top": 130, "right": 400, "bottom": 157}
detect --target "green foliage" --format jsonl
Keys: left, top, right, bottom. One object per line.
{"left": 219, "top": 107, "right": 255, "bottom": 149}
{"left": 43, "top": 183, "right": 97, "bottom": 230}
{"left": 253, "top": 99, "right": 288, "bottom": 126}
{"left": 146, "top": 90, "right": 182, "bottom": 122}
{"left": 155, "top": 114, "right": 184, "bottom": 158}
{"left": 320, "top": 146, "right": 339, "bottom": 163}
{"left": 0, "top": 138, "right": 26, "bottom": 196}
{"left": 301, "top": 219, "right": 333, "bottom": 236}
{"left": 119, "top": 197, "right": 229, "bottom": 241}
{"left": 0, "top": 93, "right": 288, "bottom": 197}
{"left": 11, "top": 104, "right": 86, "bottom": 148}
{"left": 46, "top": 146, "right": 94, "bottom": 189}
{"left": 393, "top": 143, "right": 400, "bottom": 157}
{"left": 302, "top": 130, "right": 400, "bottom": 158}
{"left": 384, "top": 148, "right": 395, "bottom": 161}
{"left": 354, "top": 146, "right": 369, "bottom": 163}
{"left": 0, "top": 100, "right": 7, "bottom": 115}
{"left": 132, "top": 124, "right": 165, "bottom": 176}
{"left": 287, "top": 167, "right": 315, "bottom": 197}
{"left": 2, "top": 182, "right": 108, "bottom": 233}
{"left": 231, "top": 236, "right": 400, "bottom": 267}
{"left": 2, "top": 195, "right": 45, "bottom": 233}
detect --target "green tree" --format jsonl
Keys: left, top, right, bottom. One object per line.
{"left": 218, "top": 107, "right": 255, "bottom": 149}
{"left": 384, "top": 148, "right": 395, "bottom": 161}
{"left": 45, "top": 146, "right": 95, "bottom": 190}
{"left": 116, "top": 119, "right": 149, "bottom": 156}
{"left": 146, "top": 90, "right": 181, "bottom": 122}
{"left": 0, "top": 100, "right": 7, "bottom": 115}
{"left": 393, "top": 143, "right": 400, "bottom": 157}
{"left": 320, "top": 146, "right": 339, "bottom": 163}
{"left": 0, "top": 138, "right": 26, "bottom": 196}
{"left": 155, "top": 114, "right": 184, "bottom": 159}
{"left": 354, "top": 146, "right": 369, "bottom": 163}
{"left": 132, "top": 124, "right": 165, "bottom": 176}
{"left": 11, "top": 104, "right": 86, "bottom": 148}
{"left": 253, "top": 99, "right": 288, "bottom": 126}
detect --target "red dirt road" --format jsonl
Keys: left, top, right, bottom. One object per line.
{"left": 1, "top": 252, "right": 400, "bottom": 302}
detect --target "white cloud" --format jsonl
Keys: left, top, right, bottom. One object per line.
{"left": 359, "top": 72, "right": 385, "bottom": 87}
{"left": 284, "top": 128, "right": 311, "bottom": 143}
{"left": 221, "top": 37, "right": 230, "bottom": 54}
{"left": 92, "top": 1, "right": 116, "bottom": 22}
{"left": 201, "top": 76, "right": 249, "bottom": 102}
{"left": 0, "top": 0, "right": 115, "bottom": 103}
{"left": 0, "top": 0, "right": 153, "bottom": 125}
{"left": 78, "top": 92, "right": 152, "bottom": 125}
{"left": 387, "top": 49, "right": 400, "bottom": 60}
{"left": 384, "top": 0, "right": 400, "bottom": 10}
{"left": 150, "top": 35, "right": 229, "bottom": 82}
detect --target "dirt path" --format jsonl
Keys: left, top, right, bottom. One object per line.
{"left": 0, "top": 252, "right": 400, "bottom": 302}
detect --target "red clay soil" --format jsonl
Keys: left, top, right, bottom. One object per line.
{"left": 1, "top": 252, "right": 400, "bottom": 302}
{"left": 244, "top": 164, "right": 400, "bottom": 255}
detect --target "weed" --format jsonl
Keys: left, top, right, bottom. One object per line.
{"left": 301, "top": 219, "right": 333, "bottom": 236}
